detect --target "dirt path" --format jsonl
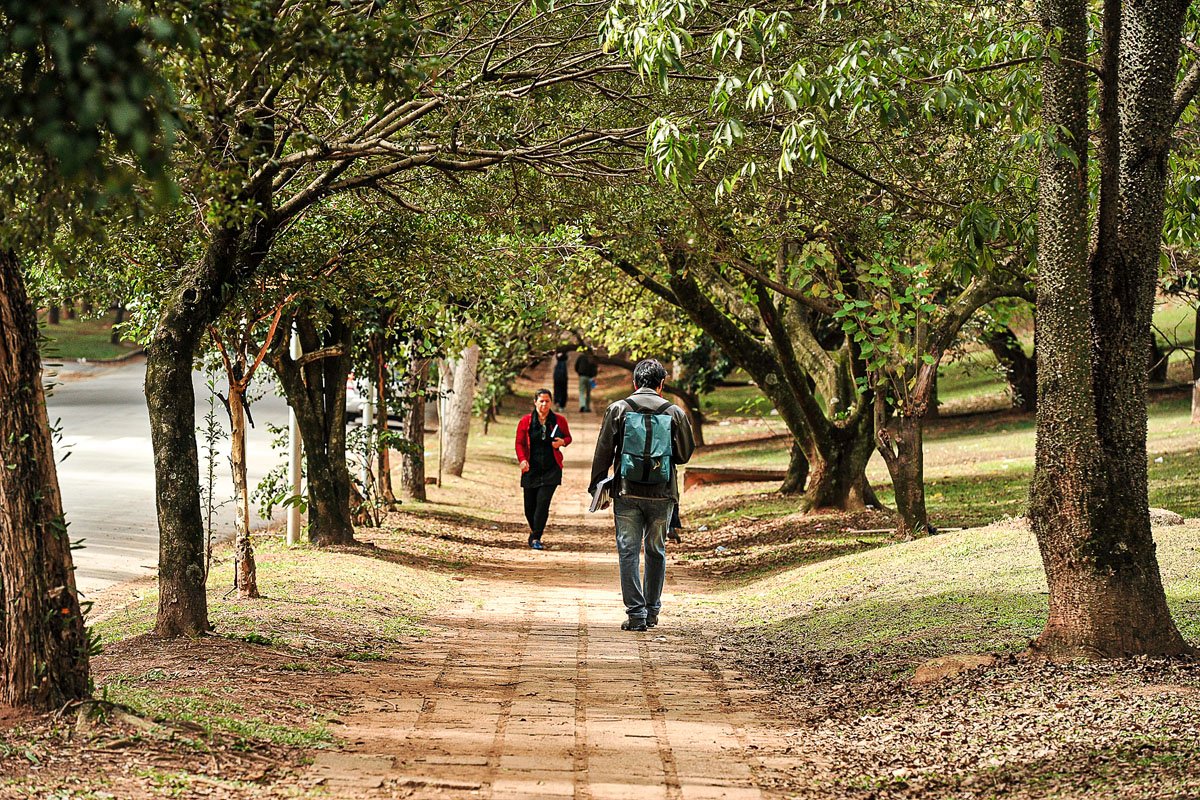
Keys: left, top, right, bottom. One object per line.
{"left": 304, "top": 414, "right": 803, "bottom": 799}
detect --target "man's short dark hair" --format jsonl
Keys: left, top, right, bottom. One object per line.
{"left": 633, "top": 359, "right": 668, "bottom": 389}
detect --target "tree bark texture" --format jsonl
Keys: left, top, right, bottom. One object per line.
{"left": 0, "top": 251, "right": 90, "bottom": 709}
{"left": 400, "top": 354, "right": 430, "bottom": 501}
{"left": 985, "top": 326, "right": 1037, "bottom": 413}
{"left": 780, "top": 441, "right": 809, "bottom": 495}
{"left": 876, "top": 411, "right": 930, "bottom": 537}
{"left": 226, "top": 382, "right": 258, "bottom": 598}
{"left": 370, "top": 332, "right": 397, "bottom": 506}
{"left": 441, "top": 344, "right": 480, "bottom": 478}
{"left": 270, "top": 309, "right": 356, "bottom": 547}
{"left": 1031, "top": 0, "right": 1190, "bottom": 658}
{"left": 662, "top": 262, "right": 877, "bottom": 512}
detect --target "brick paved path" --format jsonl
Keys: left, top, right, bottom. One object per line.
{"left": 305, "top": 420, "right": 800, "bottom": 799}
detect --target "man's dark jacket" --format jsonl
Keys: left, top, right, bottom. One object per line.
{"left": 589, "top": 387, "right": 695, "bottom": 502}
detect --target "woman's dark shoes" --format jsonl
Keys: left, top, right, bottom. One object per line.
{"left": 530, "top": 540, "right": 545, "bottom": 550}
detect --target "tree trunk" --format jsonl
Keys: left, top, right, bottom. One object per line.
{"left": 372, "top": 334, "right": 397, "bottom": 506}
{"left": 799, "top": 412, "right": 876, "bottom": 512}
{"left": 927, "top": 368, "right": 940, "bottom": 418}
{"left": 110, "top": 304, "right": 125, "bottom": 344}
{"left": 270, "top": 309, "right": 356, "bottom": 547}
{"left": 226, "top": 382, "right": 258, "bottom": 599}
{"left": 1192, "top": 305, "right": 1200, "bottom": 424}
{"left": 0, "top": 252, "right": 89, "bottom": 709}
{"left": 675, "top": 388, "right": 706, "bottom": 447}
{"left": 876, "top": 413, "right": 930, "bottom": 537}
{"left": 401, "top": 353, "right": 430, "bottom": 501}
{"left": 985, "top": 326, "right": 1037, "bottom": 413}
{"left": 1148, "top": 334, "right": 1169, "bottom": 383}
{"left": 441, "top": 344, "right": 480, "bottom": 477}
{"left": 65, "top": 301, "right": 77, "bottom": 321}
{"left": 1031, "top": 0, "right": 1189, "bottom": 658}
{"left": 779, "top": 441, "right": 808, "bottom": 495}
{"left": 47, "top": 305, "right": 59, "bottom": 325}
{"left": 146, "top": 321, "right": 211, "bottom": 637}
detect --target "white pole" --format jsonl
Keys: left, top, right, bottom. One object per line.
{"left": 286, "top": 327, "right": 302, "bottom": 546}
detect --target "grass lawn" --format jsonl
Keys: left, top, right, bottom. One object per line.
{"left": 40, "top": 317, "right": 140, "bottom": 361}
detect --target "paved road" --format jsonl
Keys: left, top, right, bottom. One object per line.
{"left": 45, "top": 358, "right": 290, "bottom": 597}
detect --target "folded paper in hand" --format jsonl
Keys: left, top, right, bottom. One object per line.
{"left": 588, "top": 475, "right": 614, "bottom": 513}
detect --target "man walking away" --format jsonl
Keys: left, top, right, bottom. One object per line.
{"left": 575, "top": 349, "right": 599, "bottom": 412}
{"left": 589, "top": 359, "right": 695, "bottom": 631}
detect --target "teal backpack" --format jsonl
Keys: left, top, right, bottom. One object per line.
{"left": 618, "top": 399, "right": 674, "bottom": 484}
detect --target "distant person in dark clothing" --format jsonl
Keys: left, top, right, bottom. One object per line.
{"left": 575, "top": 349, "right": 599, "bottom": 412}
{"left": 552, "top": 351, "right": 569, "bottom": 410}
{"left": 515, "top": 389, "right": 572, "bottom": 550}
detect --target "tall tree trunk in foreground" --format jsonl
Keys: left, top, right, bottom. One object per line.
{"left": 441, "top": 344, "right": 480, "bottom": 478}
{"left": 400, "top": 351, "right": 431, "bottom": 501}
{"left": 0, "top": 252, "right": 90, "bottom": 708}
{"left": 1031, "top": 0, "right": 1190, "bottom": 658}
{"left": 270, "top": 309, "right": 356, "bottom": 546}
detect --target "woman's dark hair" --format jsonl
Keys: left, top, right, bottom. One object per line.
{"left": 633, "top": 359, "right": 668, "bottom": 389}
{"left": 534, "top": 388, "right": 553, "bottom": 402}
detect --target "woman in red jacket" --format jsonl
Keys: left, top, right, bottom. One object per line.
{"left": 515, "top": 389, "right": 572, "bottom": 550}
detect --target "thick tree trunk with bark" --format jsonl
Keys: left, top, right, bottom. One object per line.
{"left": 441, "top": 344, "right": 480, "bottom": 477}
{"left": 798, "top": 411, "right": 876, "bottom": 512}
{"left": 985, "top": 326, "right": 1037, "bottom": 413}
{"left": 663, "top": 265, "right": 876, "bottom": 511}
{"left": 780, "top": 442, "right": 809, "bottom": 495}
{"left": 0, "top": 252, "right": 90, "bottom": 709}
{"left": 226, "top": 383, "right": 258, "bottom": 598}
{"left": 146, "top": 318, "right": 211, "bottom": 637}
{"left": 400, "top": 353, "right": 431, "bottom": 501}
{"left": 270, "top": 309, "right": 355, "bottom": 547}
{"left": 876, "top": 411, "right": 930, "bottom": 537}
{"left": 1031, "top": 0, "right": 1190, "bottom": 658}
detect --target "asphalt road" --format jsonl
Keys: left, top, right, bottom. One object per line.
{"left": 45, "top": 358, "right": 290, "bottom": 597}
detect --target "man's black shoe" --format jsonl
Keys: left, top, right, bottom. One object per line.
{"left": 646, "top": 614, "right": 659, "bottom": 628}
{"left": 621, "top": 618, "right": 647, "bottom": 632}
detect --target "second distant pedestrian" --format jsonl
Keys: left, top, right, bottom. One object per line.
{"left": 552, "top": 351, "right": 569, "bottom": 410}
{"left": 515, "top": 389, "right": 572, "bottom": 550}
{"left": 575, "top": 349, "right": 599, "bottom": 412}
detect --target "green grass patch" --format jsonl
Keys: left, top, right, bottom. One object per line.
{"left": 91, "top": 532, "right": 452, "bottom": 655}
{"left": 686, "top": 394, "right": 1200, "bottom": 528}
{"left": 39, "top": 317, "right": 138, "bottom": 361}
{"left": 103, "top": 677, "right": 335, "bottom": 749}
{"left": 719, "top": 524, "right": 1200, "bottom": 676}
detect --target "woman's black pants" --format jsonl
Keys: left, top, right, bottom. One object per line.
{"left": 523, "top": 484, "right": 558, "bottom": 541}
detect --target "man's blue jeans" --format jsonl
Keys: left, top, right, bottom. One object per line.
{"left": 613, "top": 496, "right": 673, "bottom": 621}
